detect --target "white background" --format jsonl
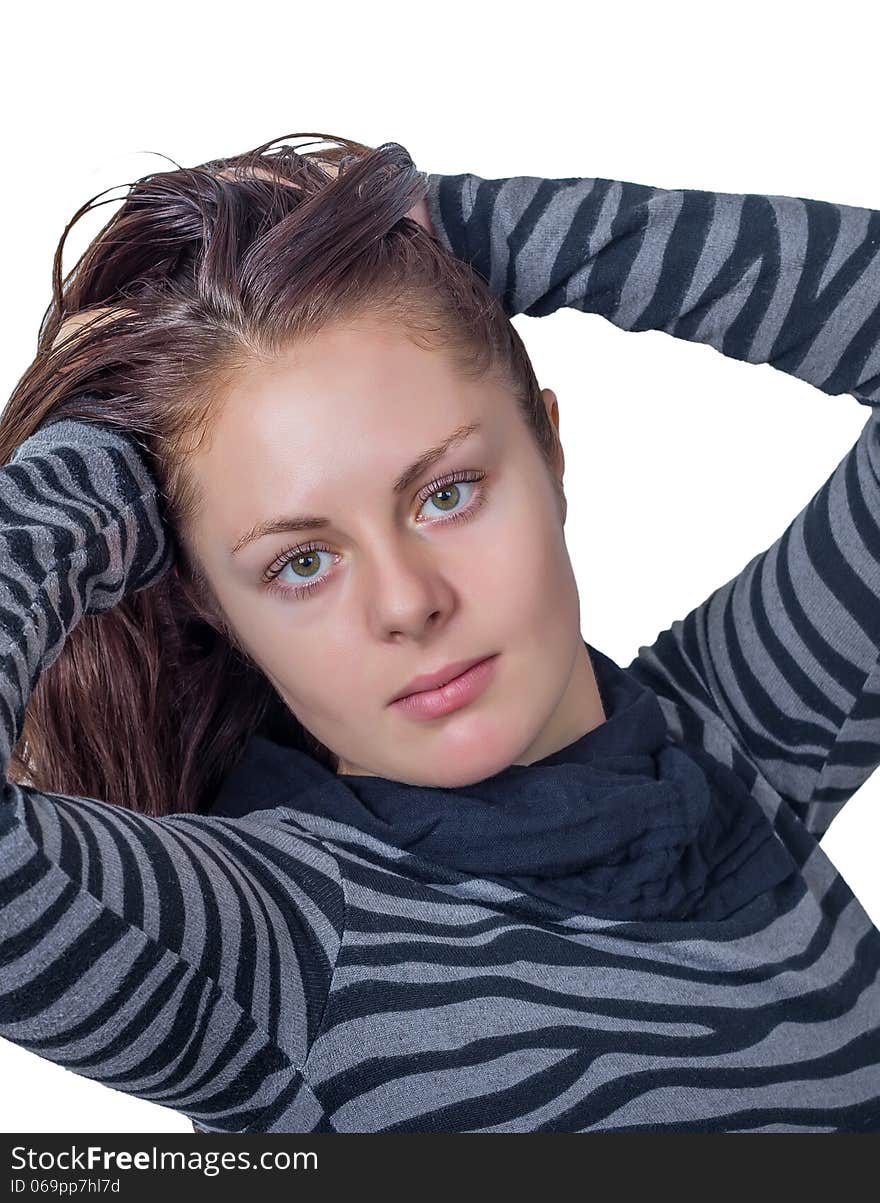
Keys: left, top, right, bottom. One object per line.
{"left": 1, "top": 0, "right": 878, "bottom": 1132}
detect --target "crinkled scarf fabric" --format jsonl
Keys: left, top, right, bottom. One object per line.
{"left": 210, "top": 641, "right": 798, "bottom": 921}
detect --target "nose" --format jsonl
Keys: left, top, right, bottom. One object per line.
{"left": 364, "top": 536, "right": 455, "bottom": 640}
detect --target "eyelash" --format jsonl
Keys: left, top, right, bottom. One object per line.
{"left": 261, "top": 470, "right": 489, "bottom": 601}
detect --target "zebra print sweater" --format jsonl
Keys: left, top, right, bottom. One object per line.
{"left": 0, "top": 167, "right": 879, "bottom": 1133}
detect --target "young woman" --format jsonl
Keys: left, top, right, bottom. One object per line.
{"left": 0, "top": 132, "right": 878, "bottom": 1134}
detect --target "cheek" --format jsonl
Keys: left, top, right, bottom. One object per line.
{"left": 477, "top": 484, "right": 573, "bottom": 627}
{"left": 200, "top": 580, "right": 319, "bottom": 706}
{"left": 250, "top": 620, "right": 367, "bottom": 725}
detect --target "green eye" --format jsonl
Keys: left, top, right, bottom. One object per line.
{"left": 264, "top": 470, "right": 489, "bottom": 601}
{"left": 423, "top": 481, "right": 462, "bottom": 513}
{"left": 288, "top": 550, "right": 322, "bottom": 579}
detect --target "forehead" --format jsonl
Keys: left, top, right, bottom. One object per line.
{"left": 188, "top": 319, "right": 512, "bottom": 533}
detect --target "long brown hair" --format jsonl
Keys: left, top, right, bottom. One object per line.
{"left": 0, "top": 130, "right": 557, "bottom": 817}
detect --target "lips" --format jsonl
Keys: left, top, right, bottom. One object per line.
{"left": 389, "top": 655, "right": 494, "bottom": 704}
{"left": 390, "top": 655, "right": 499, "bottom": 720}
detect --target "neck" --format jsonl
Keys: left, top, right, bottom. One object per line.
{"left": 513, "top": 638, "right": 606, "bottom": 766}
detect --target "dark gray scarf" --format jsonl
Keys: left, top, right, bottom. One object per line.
{"left": 211, "top": 641, "right": 798, "bottom": 921}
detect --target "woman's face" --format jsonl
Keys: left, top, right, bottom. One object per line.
{"left": 184, "top": 315, "right": 605, "bottom": 787}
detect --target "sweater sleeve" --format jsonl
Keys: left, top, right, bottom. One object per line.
{"left": 424, "top": 171, "right": 880, "bottom": 838}
{"left": 0, "top": 418, "right": 345, "bottom": 1131}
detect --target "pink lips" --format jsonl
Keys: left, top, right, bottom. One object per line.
{"left": 390, "top": 654, "right": 494, "bottom": 702}
{"left": 389, "top": 655, "right": 500, "bottom": 720}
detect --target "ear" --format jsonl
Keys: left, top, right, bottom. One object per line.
{"left": 542, "top": 386, "right": 560, "bottom": 436}
{"left": 542, "top": 388, "right": 563, "bottom": 466}
{"left": 538, "top": 387, "right": 567, "bottom": 524}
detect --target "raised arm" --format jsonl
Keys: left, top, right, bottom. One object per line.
{"left": 423, "top": 170, "right": 880, "bottom": 837}
{"left": 423, "top": 170, "right": 880, "bottom": 400}
{"left": 0, "top": 418, "right": 344, "bottom": 1131}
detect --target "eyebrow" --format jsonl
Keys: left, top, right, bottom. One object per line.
{"left": 230, "top": 421, "right": 484, "bottom": 555}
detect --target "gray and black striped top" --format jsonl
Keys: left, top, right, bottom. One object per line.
{"left": 1, "top": 168, "right": 879, "bottom": 1133}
